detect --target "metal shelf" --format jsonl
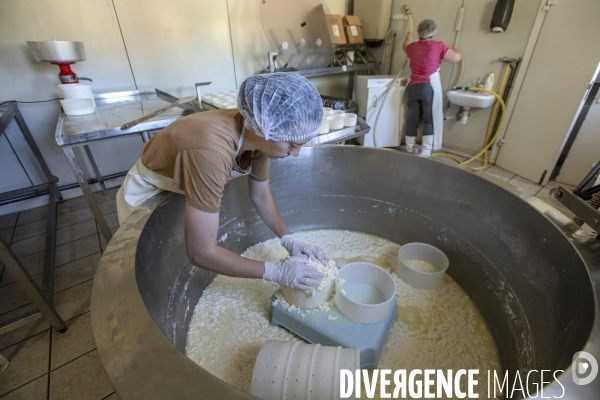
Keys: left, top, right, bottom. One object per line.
{"left": 263, "top": 45, "right": 381, "bottom": 99}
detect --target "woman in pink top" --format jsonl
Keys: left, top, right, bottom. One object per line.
{"left": 403, "top": 20, "right": 461, "bottom": 156}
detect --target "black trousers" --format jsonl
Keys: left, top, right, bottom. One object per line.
{"left": 406, "top": 82, "right": 434, "bottom": 137}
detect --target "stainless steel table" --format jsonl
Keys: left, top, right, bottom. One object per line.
{"left": 56, "top": 90, "right": 370, "bottom": 243}
{"left": 55, "top": 90, "right": 192, "bottom": 242}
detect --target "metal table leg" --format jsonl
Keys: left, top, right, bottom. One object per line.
{"left": 62, "top": 146, "right": 113, "bottom": 242}
{"left": 43, "top": 183, "right": 59, "bottom": 300}
{"left": 0, "top": 236, "right": 66, "bottom": 333}
{"left": 347, "top": 71, "right": 355, "bottom": 100}
{"left": 84, "top": 145, "right": 109, "bottom": 195}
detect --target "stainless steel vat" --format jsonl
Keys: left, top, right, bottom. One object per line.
{"left": 91, "top": 146, "right": 600, "bottom": 399}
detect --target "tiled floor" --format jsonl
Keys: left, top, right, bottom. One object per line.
{"left": 0, "top": 188, "right": 120, "bottom": 400}
{"left": 0, "top": 158, "right": 581, "bottom": 399}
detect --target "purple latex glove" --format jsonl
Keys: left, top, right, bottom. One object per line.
{"left": 280, "top": 235, "right": 329, "bottom": 264}
{"left": 263, "top": 256, "right": 325, "bottom": 290}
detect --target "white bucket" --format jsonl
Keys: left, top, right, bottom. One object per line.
{"left": 343, "top": 113, "right": 358, "bottom": 127}
{"left": 335, "top": 262, "right": 397, "bottom": 324}
{"left": 60, "top": 98, "right": 95, "bottom": 116}
{"left": 328, "top": 115, "right": 344, "bottom": 130}
{"left": 251, "top": 340, "right": 360, "bottom": 400}
{"left": 319, "top": 120, "right": 330, "bottom": 135}
{"left": 58, "top": 83, "right": 96, "bottom": 107}
{"left": 396, "top": 243, "right": 449, "bottom": 289}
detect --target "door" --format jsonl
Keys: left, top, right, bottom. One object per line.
{"left": 496, "top": 0, "right": 600, "bottom": 185}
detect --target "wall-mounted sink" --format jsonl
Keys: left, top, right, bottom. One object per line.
{"left": 447, "top": 89, "right": 496, "bottom": 108}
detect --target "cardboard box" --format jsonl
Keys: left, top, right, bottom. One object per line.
{"left": 343, "top": 15, "right": 364, "bottom": 44}
{"left": 326, "top": 14, "right": 347, "bottom": 45}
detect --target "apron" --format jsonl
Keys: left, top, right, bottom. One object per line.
{"left": 430, "top": 70, "right": 444, "bottom": 150}
{"left": 116, "top": 128, "right": 249, "bottom": 225}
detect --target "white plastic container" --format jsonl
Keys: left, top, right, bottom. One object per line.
{"left": 484, "top": 72, "right": 495, "bottom": 92}
{"left": 251, "top": 340, "right": 295, "bottom": 399}
{"left": 343, "top": 113, "right": 358, "bottom": 127}
{"left": 59, "top": 98, "right": 95, "bottom": 116}
{"left": 202, "top": 94, "right": 215, "bottom": 104}
{"left": 335, "top": 262, "right": 396, "bottom": 324}
{"left": 251, "top": 340, "right": 360, "bottom": 400}
{"left": 319, "top": 120, "right": 330, "bottom": 134}
{"left": 396, "top": 243, "right": 449, "bottom": 289}
{"left": 323, "top": 107, "right": 333, "bottom": 114}
{"left": 328, "top": 115, "right": 344, "bottom": 130}
{"left": 58, "top": 83, "right": 96, "bottom": 107}
{"left": 329, "top": 110, "right": 345, "bottom": 116}
{"left": 281, "top": 279, "right": 334, "bottom": 309}
{"left": 213, "top": 100, "right": 227, "bottom": 109}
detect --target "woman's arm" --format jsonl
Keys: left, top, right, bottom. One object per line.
{"left": 248, "top": 178, "right": 329, "bottom": 262}
{"left": 248, "top": 178, "right": 290, "bottom": 238}
{"left": 402, "top": 32, "right": 413, "bottom": 54}
{"left": 444, "top": 48, "right": 461, "bottom": 63}
{"left": 184, "top": 202, "right": 265, "bottom": 278}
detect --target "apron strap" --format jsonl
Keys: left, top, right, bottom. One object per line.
{"left": 235, "top": 127, "right": 246, "bottom": 157}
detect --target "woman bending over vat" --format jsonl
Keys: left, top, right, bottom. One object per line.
{"left": 116, "top": 73, "right": 328, "bottom": 290}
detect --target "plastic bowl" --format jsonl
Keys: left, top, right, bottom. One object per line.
{"left": 60, "top": 98, "right": 95, "bottom": 116}
{"left": 281, "top": 279, "right": 334, "bottom": 309}
{"left": 396, "top": 243, "right": 449, "bottom": 289}
{"left": 335, "top": 262, "right": 396, "bottom": 324}
{"left": 251, "top": 340, "right": 359, "bottom": 400}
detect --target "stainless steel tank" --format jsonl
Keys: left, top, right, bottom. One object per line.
{"left": 91, "top": 146, "right": 600, "bottom": 399}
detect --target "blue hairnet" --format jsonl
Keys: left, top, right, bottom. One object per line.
{"left": 238, "top": 73, "right": 323, "bottom": 141}
{"left": 418, "top": 19, "right": 437, "bottom": 39}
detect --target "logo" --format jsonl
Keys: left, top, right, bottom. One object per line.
{"left": 572, "top": 351, "right": 598, "bottom": 385}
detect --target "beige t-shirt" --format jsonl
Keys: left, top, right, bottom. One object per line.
{"left": 141, "top": 109, "right": 270, "bottom": 213}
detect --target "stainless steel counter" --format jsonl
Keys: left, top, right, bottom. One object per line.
{"left": 55, "top": 90, "right": 189, "bottom": 146}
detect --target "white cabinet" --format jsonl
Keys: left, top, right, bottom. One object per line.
{"left": 356, "top": 75, "right": 407, "bottom": 147}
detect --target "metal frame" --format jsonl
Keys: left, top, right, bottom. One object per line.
{"left": 551, "top": 160, "right": 600, "bottom": 233}
{"left": 0, "top": 101, "right": 65, "bottom": 335}
{"left": 553, "top": 187, "right": 600, "bottom": 232}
